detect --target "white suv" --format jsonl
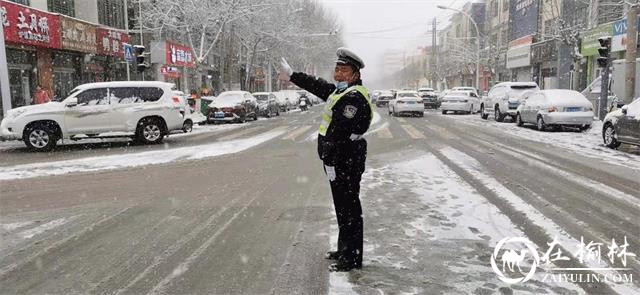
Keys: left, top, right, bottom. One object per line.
{"left": 1, "top": 81, "right": 184, "bottom": 151}
{"left": 480, "top": 82, "right": 539, "bottom": 122}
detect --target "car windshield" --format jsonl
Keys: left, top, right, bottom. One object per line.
{"left": 254, "top": 94, "right": 269, "bottom": 101}
{"left": 398, "top": 93, "right": 418, "bottom": 98}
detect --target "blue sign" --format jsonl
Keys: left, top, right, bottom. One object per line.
{"left": 123, "top": 43, "right": 135, "bottom": 63}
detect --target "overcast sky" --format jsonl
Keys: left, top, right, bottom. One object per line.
{"left": 318, "top": 0, "right": 465, "bottom": 85}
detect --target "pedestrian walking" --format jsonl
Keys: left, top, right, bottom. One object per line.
{"left": 279, "top": 48, "right": 373, "bottom": 272}
{"left": 33, "top": 86, "right": 51, "bottom": 104}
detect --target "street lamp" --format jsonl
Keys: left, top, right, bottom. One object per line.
{"left": 437, "top": 5, "right": 481, "bottom": 90}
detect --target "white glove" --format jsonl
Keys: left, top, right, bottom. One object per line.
{"left": 325, "top": 165, "right": 336, "bottom": 182}
{"left": 278, "top": 57, "right": 293, "bottom": 81}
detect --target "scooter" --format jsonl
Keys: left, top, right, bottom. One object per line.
{"left": 300, "top": 99, "right": 308, "bottom": 111}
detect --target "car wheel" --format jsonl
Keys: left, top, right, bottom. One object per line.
{"left": 603, "top": 123, "right": 621, "bottom": 148}
{"left": 23, "top": 124, "right": 57, "bottom": 151}
{"left": 419, "top": 112, "right": 424, "bottom": 117}
{"left": 480, "top": 105, "right": 488, "bottom": 120}
{"left": 442, "top": 110, "right": 447, "bottom": 115}
{"left": 137, "top": 119, "right": 164, "bottom": 144}
{"left": 182, "top": 120, "right": 193, "bottom": 133}
{"left": 536, "top": 116, "right": 547, "bottom": 132}
{"left": 495, "top": 107, "right": 505, "bottom": 122}
{"left": 516, "top": 113, "right": 524, "bottom": 127}
{"left": 276, "top": 109, "right": 280, "bottom": 116}
{"left": 579, "top": 124, "right": 591, "bottom": 132}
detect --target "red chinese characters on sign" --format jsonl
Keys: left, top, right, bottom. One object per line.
{"left": 97, "top": 28, "right": 129, "bottom": 57}
{"left": 166, "top": 41, "right": 195, "bottom": 68}
{"left": 1, "top": 0, "right": 61, "bottom": 49}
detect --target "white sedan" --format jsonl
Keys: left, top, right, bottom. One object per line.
{"left": 441, "top": 92, "right": 481, "bottom": 114}
{"left": 388, "top": 91, "right": 424, "bottom": 117}
{"left": 516, "top": 89, "right": 594, "bottom": 131}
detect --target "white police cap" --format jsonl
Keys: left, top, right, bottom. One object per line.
{"left": 335, "top": 47, "right": 365, "bottom": 70}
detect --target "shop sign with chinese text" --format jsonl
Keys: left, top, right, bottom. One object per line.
{"left": 1, "top": 0, "right": 61, "bottom": 48}
{"left": 166, "top": 41, "right": 195, "bottom": 68}
{"left": 61, "top": 16, "right": 97, "bottom": 54}
{"left": 97, "top": 28, "right": 128, "bottom": 57}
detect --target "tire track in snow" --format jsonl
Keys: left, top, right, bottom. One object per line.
{"left": 439, "top": 147, "right": 637, "bottom": 294}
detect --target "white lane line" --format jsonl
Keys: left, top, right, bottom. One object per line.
{"left": 218, "top": 126, "right": 264, "bottom": 141}
{"left": 440, "top": 147, "right": 639, "bottom": 295}
{"left": 401, "top": 125, "right": 425, "bottom": 139}
{"left": 425, "top": 125, "right": 460, "bottom": 140}
{"left": 377, "top": 127, "right": 393, "bottom": 139}
{"left": 493, "top": 142, "right": 640, "bottom": 210}
{"left": 0, "top": 221, "right": 35, "bottom": 232}
{"left": 0, "top": 128, "right": 288, "bottom": 181}
{"left": 16, "top": 217, "right": 74, "bottom": 239}
{"left": 281, "top": 125, "right": 312, "bottom": 141}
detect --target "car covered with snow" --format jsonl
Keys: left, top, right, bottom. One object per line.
{"left": 481, "top": 82, "right": 539, "bottom": 121}
{"left": 376, "top": 91, "right": 394, "bottom": 107}
{"left": 603, "top": 97, "right": 640, "bottom": 148}
{"left": 388, "top": 91, "right": 424, "bottom": 117}
{"left": 515, "top": 90, "right": 594, "bottom": 131}
{"left": 0, "top": 81, "right": 184, "bottom": 151}
{"left": 208, "top": 91, "right": 258, "bottom": 123}
{"left": 252, "top": 92, "right": 280, "bottom": 117}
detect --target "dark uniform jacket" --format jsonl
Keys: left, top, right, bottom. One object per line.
{"left": 290, "top": 72, "right": 372, "bottom": 171}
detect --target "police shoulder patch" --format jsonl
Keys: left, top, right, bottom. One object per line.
{"left": 343, "top": 105, "right": 358, "bottom": 118}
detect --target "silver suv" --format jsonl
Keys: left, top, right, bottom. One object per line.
{"left": 481, "top": 82, "right": 539, "bottom": 122}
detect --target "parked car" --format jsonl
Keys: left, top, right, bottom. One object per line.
{"left": 278, "top": 90, "right": 301, "bottom": 108}
{"left": 451, "top": 86, "right": 478, "bottom": 96}
{"left": 0, "top": 81, "right": 184, "bottom": 151}
{"left": 376, "top": 91, "right": 394, "bottom": 107}
{"left": 603, "top": 97, "right": 640, "bottom": 148}
{"left": 208, "top": 91, "right": 258, "bottom": 123}
{"left": 273, "top": 92, "right": 292, "bottom": 112}
{"left": 418, "top": 87, "right": 439, "bottom": 109}
{"left": 515, "top": 90, "right": 594, "bottom": 131}
{"left": 388, "top": 91, "right": 424, "bottom": 117}
{"left": 253, "top": 92, "right": 280, "bottom": 117}
{"left": 481, "top": 82, "right": 539, "bottom": 121}
{"left": 440, "top": 91, "right": 481, "bottom": 114}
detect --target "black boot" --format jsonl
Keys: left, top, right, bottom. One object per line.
{"left": 328, "top": 261, "right": 362, "bottom": 272}
{"left": 324, "top": 251, "right": 341, "bottom": 260}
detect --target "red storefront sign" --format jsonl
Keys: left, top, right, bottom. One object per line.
{"left": 165, "top": 41, "right": 195, "bottom": 68}
{"left": 1, "top": 0, "right": 61, "bottom": 49}
{"left": 161, "top": 66, "right": 181, "bottom": 79}
{"left": 97, "top": 28, "right": 129, "bottom": 57}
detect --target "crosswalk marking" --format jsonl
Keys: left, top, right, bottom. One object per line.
{"left": 281, "top": 125, "right": 313, "bottom": 141}
{"left": 401, "top": 125, "right": 425, "bottom": 139}
{"left": 377, "top": 127, "right": 393, "bottom": 139}
{"left": 218, "top": 126, "right": 264, "bottom": 141}
{"left": 425, "top": 125, "right": 460, "bottom": 140}
{"left": 397, "top": 118, "right": 406, "bottom": 123}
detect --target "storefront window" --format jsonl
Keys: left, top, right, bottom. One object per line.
{"left": 52, "top": 51, "right": 81, "bottom": 99}
{"left": 48, "top": 0, "right": 74, "bottom": 17}
{"left": 6, "top": 49, "right": 36, "bottom": 108}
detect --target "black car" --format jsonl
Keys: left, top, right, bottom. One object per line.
{"left": 603, "top": 98, "right": 640, "bottom": 149}
{"left": 421, "top": 94, "right": 440, "bottom": 109}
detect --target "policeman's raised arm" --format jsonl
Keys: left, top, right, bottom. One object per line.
{"left": 278, "top": 58, "right": 336, "bottom": 101}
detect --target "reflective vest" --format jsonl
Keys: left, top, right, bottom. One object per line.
{"left": 318, "top": 85, "right": 374, "bottom": 136}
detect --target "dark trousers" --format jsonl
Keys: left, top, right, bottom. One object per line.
{"left": 329, "top": 165, "right": 364, "bottom": 267}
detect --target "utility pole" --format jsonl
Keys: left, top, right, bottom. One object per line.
{"left": 1, "top": 23, "right": 12, "bottom": 116}
{"left": 598, "top": 36, "right": 612, "bottom": 120}
{"left": 431, "top": 18, "right": 437, "bottom": 89}
{"left": 124, "top": 0, "right": 131, "bottom": 81}
{"left": 625, "top": 4, "right": 637, "bottom": 105}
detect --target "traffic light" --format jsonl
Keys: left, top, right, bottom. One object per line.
{"left": 134, "top": 45, "right": 149, "bottom": 73}
{"left": 597, "top": 36, "right": 611, "bottom": 68}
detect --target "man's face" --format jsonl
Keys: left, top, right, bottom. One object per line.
{"left": 334, "top": 64, "right": 355, "bottom": 83}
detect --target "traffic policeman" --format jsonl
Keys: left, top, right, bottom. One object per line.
{"left": 279, "top": 48, "right": 373, "bottom": 272}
